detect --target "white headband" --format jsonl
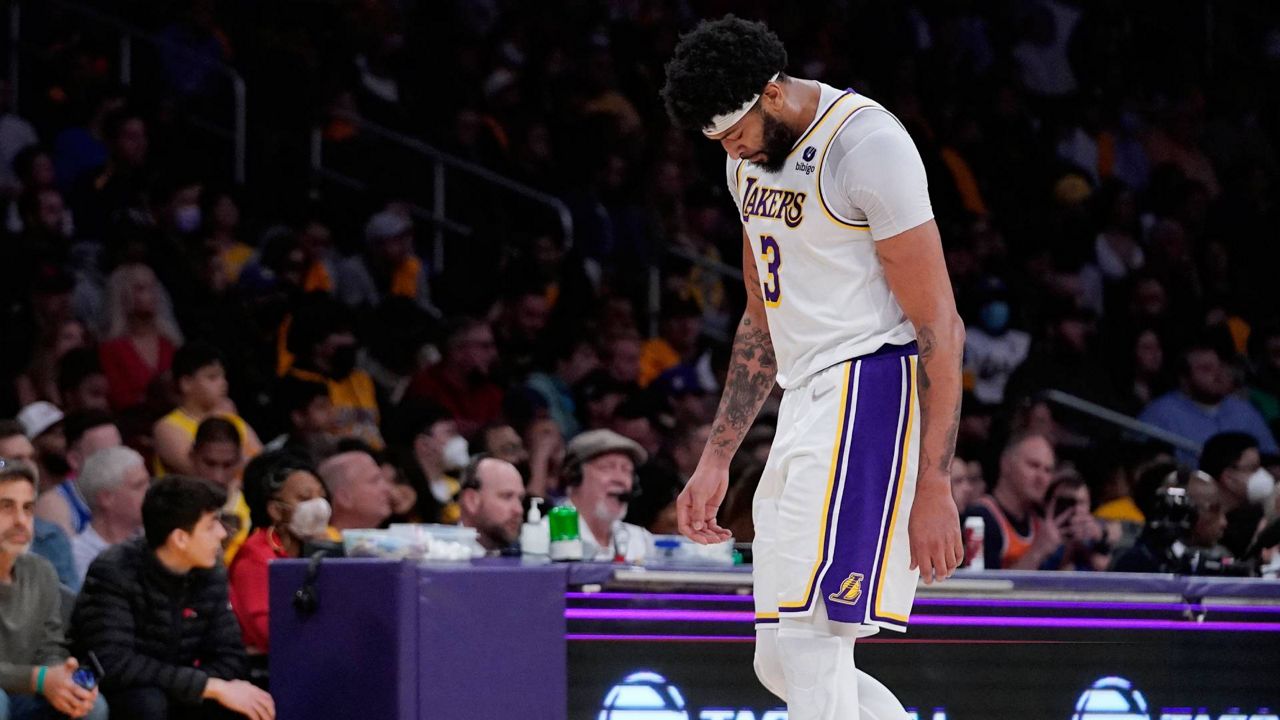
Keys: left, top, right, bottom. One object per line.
{"left": 702, "top": 73, "right": 780, "bottom": 137}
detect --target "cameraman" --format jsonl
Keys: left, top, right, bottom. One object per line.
{"left": 1112, "top": 467, "right": 1232, "bottom": 574}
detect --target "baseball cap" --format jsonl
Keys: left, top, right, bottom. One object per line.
{"left": 17, "top": 401, "right": 65, "bottom": 439}
{"left": 565, "top": 429, "right": 648, "bottom": 468}
{"left": 364, "top": 209, "right": 413, "bottom": 246}
{"left": 0, "top": 457, "right": 38, "bottom": 483}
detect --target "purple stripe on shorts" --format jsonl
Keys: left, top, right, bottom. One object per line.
{"left": 819, "top": 347, "right": 914, "bottom": 626}
{"left": 869, "top": 356, "right": 915, "bottom": 626}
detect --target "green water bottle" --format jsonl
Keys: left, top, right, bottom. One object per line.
{"left": 548, "top": 505, "right": 583, "bottom": 561}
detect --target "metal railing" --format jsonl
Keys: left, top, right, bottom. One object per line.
{"left": 8, "top": 0, "right": 247, "bottom": 183}
{"left": 1041, "top": 389, "right": 1199, "bottom": 453}
{"left": 309, "top": 110, "right": 573, "bottom": 275}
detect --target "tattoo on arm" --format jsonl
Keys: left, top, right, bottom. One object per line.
{"left": 708, "top": 311, "right": 777, "bottom": 460}
{"left": 915, "top": 325, "right": 962, "bottom": 479}
{"left": 706, "top": 241, "right": 777, "bottom": 462}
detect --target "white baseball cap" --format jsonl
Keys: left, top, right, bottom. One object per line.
{"left": 17, "top": 401, "right": 65, "bottom": 439}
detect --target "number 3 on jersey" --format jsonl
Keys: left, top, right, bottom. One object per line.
{"left": 759, "top": 234, "right": 782, "bottom": 307}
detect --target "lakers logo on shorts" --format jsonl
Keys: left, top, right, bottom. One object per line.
{"left": 827, "top": 572, "right": 865, "bottom": 605}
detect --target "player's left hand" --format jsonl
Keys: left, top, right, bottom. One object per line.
{"left": 908, "top": 479, "right": 963, "bottom": 584}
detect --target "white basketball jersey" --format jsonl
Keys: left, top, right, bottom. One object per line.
{"left": 727, "top": 83, "right": 933, "bottom": 389}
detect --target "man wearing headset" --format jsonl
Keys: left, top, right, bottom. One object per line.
{"left": 560, "top": 430, "right": 652, "bottom": 563}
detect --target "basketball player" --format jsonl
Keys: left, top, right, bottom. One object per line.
{"left": 663, "top": 16, "right": 966, "bottom": 719}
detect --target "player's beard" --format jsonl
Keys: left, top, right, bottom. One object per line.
{"left": 756, "top": 107, "right": 799, "bottom": 174}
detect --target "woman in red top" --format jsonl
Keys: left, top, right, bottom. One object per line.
{"left": 98, "top": 263, "right": 184, "bottom": 412}
{"left": 229, "top": 449, "right": 331, "bottom": 654}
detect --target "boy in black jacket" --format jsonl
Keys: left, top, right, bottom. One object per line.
{"left": 72, "top": 476, "right": 275, "bottom": 720}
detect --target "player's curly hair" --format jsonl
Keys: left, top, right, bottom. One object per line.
{"left": 661, "top": 15, "right": 788, "bottom": 132}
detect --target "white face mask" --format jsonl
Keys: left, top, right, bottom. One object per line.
{"left": 288, "top": 497, "right": 332, "bottom": 539}
{"left": 1247, "top": 468, "right": 1276, "bottom": 505}
{"left": 442, "top": 436, "right": 470, "bottom": 471}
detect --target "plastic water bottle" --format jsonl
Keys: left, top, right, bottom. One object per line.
{"left": 520, "top": 498, "right": 549, "bottom": 556}
{"left": 964, "top": 515, "right": 985, "bottom": 570}
{"left": 548, "top": 505, "right": 583, "bottom": 561}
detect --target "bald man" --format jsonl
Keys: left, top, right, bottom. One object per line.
{"left": 967, "top": 432, "right": 1068, "bottom": 570}
{"left": 458, "top": 456, "right": 526, "bottom": 552}
{"left": 318, "top": 450, "right": 394, "bottom": 531}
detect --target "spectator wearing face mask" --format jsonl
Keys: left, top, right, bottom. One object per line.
{"left": 229, "top": 451, "right": 332, "bottom": 654}
{"left": 284, "top": 295, "right": 384, "bottom": 449}
{"left": 391, "top": 403, "right": 468, "bottom": 525}
{"left": 963, "top": 278, "right": 1031, "bottom": 406}
{"left": 1200, "top": 432, "right": 1276, "bottom": 559}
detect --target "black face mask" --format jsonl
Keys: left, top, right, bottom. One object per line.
{"left": 328, "top": 344, "right": 358, "bottom": 379}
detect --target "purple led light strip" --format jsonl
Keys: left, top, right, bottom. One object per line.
{"left": 569, "top": 608, "right": 752, "bottom": 622}
{"left": 565, "top": 591, "right": 1280, "bottom": 614}
{"left": 565, "top": 607, "right": 1280, "bottom": 632}
{"left": 566, "top": 591, "right": 753, "bottom": 603}
{"left": 568, "top": 633, "right": 753, "bottom": 643}
{"left": 567, "top": 635, "right": 1092, "bottom": 644}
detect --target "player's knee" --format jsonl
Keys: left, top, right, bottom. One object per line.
{"left": 753, "top": 629, "right": 787, "bottom": 701}
{"left": 776, "top": 625, "right": 843, "bottom": 693}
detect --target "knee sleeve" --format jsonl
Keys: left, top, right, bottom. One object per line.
{"left": 776, "top": 622, "right": 858, "bottom": 720}
{"left": 854, "top": 668, "right": 909, "bottom": 720}
{"left": 753, "top": 627, "right": 787, "bottom": 701}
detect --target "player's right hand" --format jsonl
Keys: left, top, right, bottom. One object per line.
{"left": 677, "top": 464, "right": 733, "bottom": 545}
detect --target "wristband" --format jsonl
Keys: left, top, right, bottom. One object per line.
{"left": 36, "top": 665, "right": 48, "bottom": 695}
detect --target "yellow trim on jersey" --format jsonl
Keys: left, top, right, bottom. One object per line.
{"left": 815, "top": 101, "right": 885, "bottom": 231}
{"left": 788, "top": 91, "right": 854, "bottom": 159}
{"left": 874, "top": 356, "right": 916, "bottom": 623}
{"left": 778, "top": 361, "right": 854, "bottom": 611}
{"left": 733, "top": 159, "right": 746, "bottom": 208}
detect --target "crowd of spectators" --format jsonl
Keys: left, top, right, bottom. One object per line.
{"left": 3, "top": 0, "right": 1280, "bottom": 716}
